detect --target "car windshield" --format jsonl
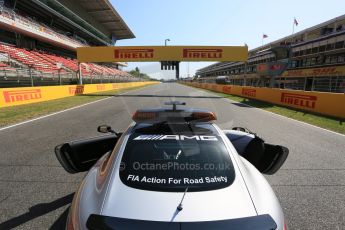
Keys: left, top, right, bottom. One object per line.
{"left": 119, "top": 123, "right": 235, "bottom": 192}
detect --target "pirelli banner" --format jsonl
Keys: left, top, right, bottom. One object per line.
{"left": 0, "top": 82, "right": 158, "bottom": 108}
{"left": 77, "top": 46, "right": 248, "bottom": 62}
{"left": 185, "top": 83, "right": 345, "bottom": 119}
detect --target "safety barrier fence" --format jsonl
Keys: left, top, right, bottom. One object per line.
{"left": 0, "top": 68, "right": 141, "bottom": 88}
{"left": 0, "top": 81, "right": 159, "bottom": 108}
{"left": 183, "top": 82, "right": 345, "bottom": 119}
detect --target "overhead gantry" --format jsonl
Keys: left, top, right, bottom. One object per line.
{"left": 76, "top": 45, "right": 248, "bottom": 83}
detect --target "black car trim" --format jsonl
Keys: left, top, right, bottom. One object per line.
{"left": 86, "top": 214, "right": 277, "bottom": 230}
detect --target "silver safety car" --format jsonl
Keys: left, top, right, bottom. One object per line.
{"left": 55, "top": 101, "right": 289, "bottom": 230}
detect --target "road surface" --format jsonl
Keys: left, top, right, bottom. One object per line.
{"left": 0, "top": 83, "right": 344, "bottom": 229}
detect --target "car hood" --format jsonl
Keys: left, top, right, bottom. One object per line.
{"left": 100, "top": 172, "right": 257, "bottom": 222}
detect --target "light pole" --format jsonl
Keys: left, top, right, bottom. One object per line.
{"left": 165, "top": 39, "right": 170, "bottom": 46}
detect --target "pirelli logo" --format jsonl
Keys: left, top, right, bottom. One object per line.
{"left": 114, "top": 49, "right": 154, "bottom": 59}
{"left": 69, "top": 86, "right": 84, "bottom": 95}
{"left": 3, "top": 89, "right": 42, "bottom": 103}
{"left": 183, "top": 49, "right": 223, "bottom": 59}
{"left": 97, "top": 85, "right": 106, "bottom": 91}
{"left": 222, "top": 86, "right": 231, "bottom": 94}
{"left": 281, "top": 93, "right": 317, "bottom": 109}
{"left": 242, "top": 88, "right": 256, "bottom": 97}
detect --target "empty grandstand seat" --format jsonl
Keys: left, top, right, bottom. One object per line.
{"left": 0, "top": 44, "right": 59, "bottom": 73}
{"left": 0, "top": 43, "right": 132, "bottom": 78}
{"left": 0, "top": 62, "right": 8, "bottom": 67}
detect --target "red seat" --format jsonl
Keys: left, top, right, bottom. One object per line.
{"left": 0, "top": 44, "right": 132, "bottom": 77}
{"left": 0, "top": 62, "right": 8, "bottom": 67}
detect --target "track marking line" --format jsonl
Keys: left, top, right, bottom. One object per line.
{"left": 0, "top": 97, "right": 112, "bottom": 131}
{"left": 185, "top": 85, "right": 345, "bottom": 137}
{"left": 0, "top": 86, "right": 152, "bottom": 132}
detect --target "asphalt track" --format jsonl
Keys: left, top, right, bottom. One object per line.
{"left": 0, "top": 83, "right": 344, "bottom": 230}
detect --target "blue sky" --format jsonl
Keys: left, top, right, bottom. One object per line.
{"left": 112, "top": 0, "right": 345, "bottom": 79}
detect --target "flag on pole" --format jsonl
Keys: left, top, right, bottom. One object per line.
{"left": 294, "top": 18, "right": 299, "bottom": 26}
{"left": 263, "top": 34, "right": 268, "bottom": 39}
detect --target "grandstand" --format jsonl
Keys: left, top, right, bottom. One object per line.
{"left": 196, "top": 15, "right": 345, "bottom": 93}
{"left": 0, "top": 0, "right": 136, "bottom": 88}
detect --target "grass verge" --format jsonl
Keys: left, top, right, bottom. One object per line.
{"left": 193, "top": 86, "right": 345, "bottom": 134}
{"left": 0, "top": 85, "right": 148, "bottom": 127}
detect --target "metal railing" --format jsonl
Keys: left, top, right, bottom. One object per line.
{"left": 0, "top": 67, "right": 140, "bottom": 88}
{"left": 0, "top": 6, "right": 87, "bottom": 48}
{"left": 197, "top": 75, "right": 345, "bottom": 93}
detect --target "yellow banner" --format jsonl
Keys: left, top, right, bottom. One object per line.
{"left": 185, "top": 82, "right": 345, "bottom": 119}
{"left": 77, "top": 46, "right": 248, "bottom": 62}
{"left": 282, "top": 65, "right": 345, "bottom": 77}
{"left": 0, "top": 82, "right": 158, "bottom": 108}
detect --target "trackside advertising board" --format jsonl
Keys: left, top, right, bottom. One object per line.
{"left": 77, "top": 46, "right": 248, "bottom": 62}
{"left": 184, "top": 83, "right": 345, "bottom": 119}
{"left": 0, "top": 82, "right": 158, "bottom": 108}
{"left": 282, "top": 65, "right": 345, "bottom": 77}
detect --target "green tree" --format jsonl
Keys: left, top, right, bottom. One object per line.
{"left": 128, "top": 68, "right": 154, "bottom": 80}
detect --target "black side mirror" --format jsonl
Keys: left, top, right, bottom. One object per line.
{"left": 259, "top": 144, "right": 289, "bottom": 175}
{"left": 242, "top": 137, "right": 289, "bottom": 175}
{"left": 98, "top": 125, "right": 117, "bottom": 134}
{"left": 55, "top": 134, "right": 119, "bottom": 173}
